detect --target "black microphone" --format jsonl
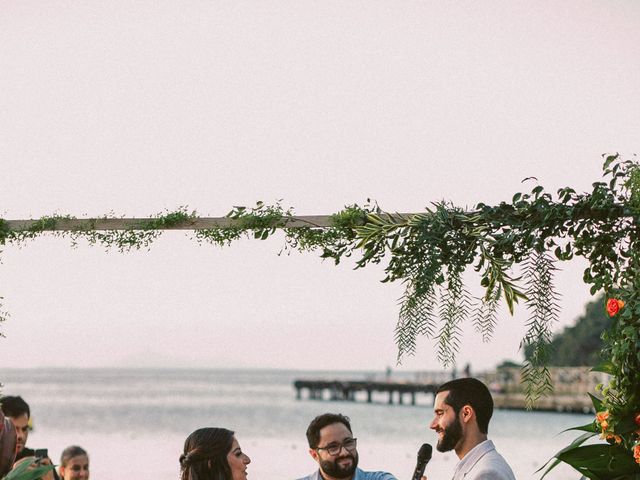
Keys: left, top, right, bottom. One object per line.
{"left": 411, "top": 443, "right": 433, "bottom": 480}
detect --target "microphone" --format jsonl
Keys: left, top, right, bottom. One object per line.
{"left": 411, "top": 443, "right": 433, "bottom": 480}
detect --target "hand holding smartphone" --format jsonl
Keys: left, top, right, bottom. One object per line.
{"left": 33, "top": 449, "right": 48, "bottom": 465}
{"left": 34, "top": 448, "right": 48, "bottom": 459}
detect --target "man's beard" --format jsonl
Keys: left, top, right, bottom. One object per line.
{"left": 436, "top": 415, "right": 463, "bottom": 452}
{"left": 319, "top": 451, "right": 359, "bottom": 479}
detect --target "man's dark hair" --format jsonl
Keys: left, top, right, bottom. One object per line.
{"left": 436, "top": 378, "right": 493, "bottom": 434}
{"left": 306, "top": 413, "right": 352, "bottom": 448}
{"left": 0, "top": 396, "right": 30, "bottom": 419}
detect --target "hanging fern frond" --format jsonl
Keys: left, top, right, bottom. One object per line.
{"left": 520, "top": 251, "right": 561, "bottom": 405}
{"left": 520, "top": 361, "right": 553, "bottom": 409}
{"left": 437, "top": 267, "right": 473, "bottom": 367}
{"left": 395, "top": 281, "right": 438, "bottom": 363}
{"left": 472, "top": 241, "right": 524, "bottom": 342}
{"left": 472, "top": 283, "right": 501, "bottom": 342}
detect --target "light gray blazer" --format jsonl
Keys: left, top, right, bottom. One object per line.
{"left": 452, "top": 440, "right": 516, "bottom": 480}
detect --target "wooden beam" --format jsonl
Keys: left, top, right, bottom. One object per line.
{"left": 3, "top": 213, "right": 417, "bottom": 232}
{"left": 3, "top": 216, "right": 330, "bottom": 231}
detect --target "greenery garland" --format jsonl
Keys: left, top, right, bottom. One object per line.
{"left": 2, "top": 154, "right": 640, "bottom": 477}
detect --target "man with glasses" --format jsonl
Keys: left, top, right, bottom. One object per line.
{"left": 298, "top": 413, "right": 397, "bottom": 480}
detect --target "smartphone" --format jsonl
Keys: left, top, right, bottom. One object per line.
{"left": 34, "top": 448, "right": 48, "bottom": 460}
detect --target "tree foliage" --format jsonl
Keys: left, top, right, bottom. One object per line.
{"left": 525, "top": 295, "right": 607, "bottom": 367}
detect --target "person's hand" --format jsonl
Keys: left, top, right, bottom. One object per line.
{"left": 421, "top": 476, "right": 427, "bottom": 480}
{"left": 37, "top": 457, "right": 56, "bottom": 480}
{"left": 12, "top": 456, "right": 55, "bottom": 480}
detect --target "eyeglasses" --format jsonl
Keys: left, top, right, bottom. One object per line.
{"left": 316, "top": 438, "right": 358, "bottom": 456}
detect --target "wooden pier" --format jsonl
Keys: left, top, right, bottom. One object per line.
{"left": 293, "top": 367, "right": 611, "bottom": 412}
{"left": 293, "top": 379, "right": 438, "bottom": 406}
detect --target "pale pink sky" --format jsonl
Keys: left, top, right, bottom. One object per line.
{"left": 1, "top": 0, "right": 639, "bottom": 371}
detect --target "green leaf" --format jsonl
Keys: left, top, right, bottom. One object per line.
{"left": 554, "top": 246, "right": 562, "bottom": 259}
{"left": 603, "top": 153, "right": 619, "bottom": 170}
{"left": 562, "top": 422, "right": 598, "bottom": 434}
{"left": 589, "top": 393, "right": 604, "bottom": 412}
{"left": 538, "top": 431, "right": 597, "bottom": 478}
{"left": 615, "top": 415, "right": 639, "bottom": 434}
{"left": 592, "top": 361, "right": 616, "bottom": 375}
{"left": 2, "top": 460, "right": 54, "bottom": 480}
{"left": 557, "top": 444, "right": 640, "bottom": 479}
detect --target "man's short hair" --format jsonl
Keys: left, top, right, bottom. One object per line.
{"left": 436, "top": 378, "right": 493, "bottom": 434}
{"left": 0, "top": 396, "right": 30, "bottom": 419}
{"left": 306, "top": 413, "right": 352, "bottom": 448}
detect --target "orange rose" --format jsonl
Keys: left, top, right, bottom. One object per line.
{"left": 597, "top": 411, "right": 610, "bottom": 428}
{"left": 606, "top": 434, "right": 623, "bottom": 444}
{"left": 634, "top": 444, "right": 640, "bottom": 464}
{"left": 606, "top": 298, "right": 625, "bottom": 317}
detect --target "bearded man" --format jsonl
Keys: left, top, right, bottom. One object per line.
{"left": 429, "top": 378, "right": 515, "bottom": 480}
{"left": 298, "top": 413, "right": 397, "bottom": 480}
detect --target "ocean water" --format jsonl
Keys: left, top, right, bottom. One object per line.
{"left": 0, "top": 368, "right": 593, "bottom": 480}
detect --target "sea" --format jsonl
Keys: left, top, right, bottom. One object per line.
{"left": 0, "top": 368, "right": 594, "bottom": 480}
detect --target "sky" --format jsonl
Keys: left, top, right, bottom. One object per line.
{"left": 1, "top": 0, "right": 639, "bottom": 373}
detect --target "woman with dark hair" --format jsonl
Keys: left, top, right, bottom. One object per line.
{"left": 58, "top": 445, "right": 89, "bottom": 480}
{"left": 180, "top": 427, "right": 251, "bottom": 480}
